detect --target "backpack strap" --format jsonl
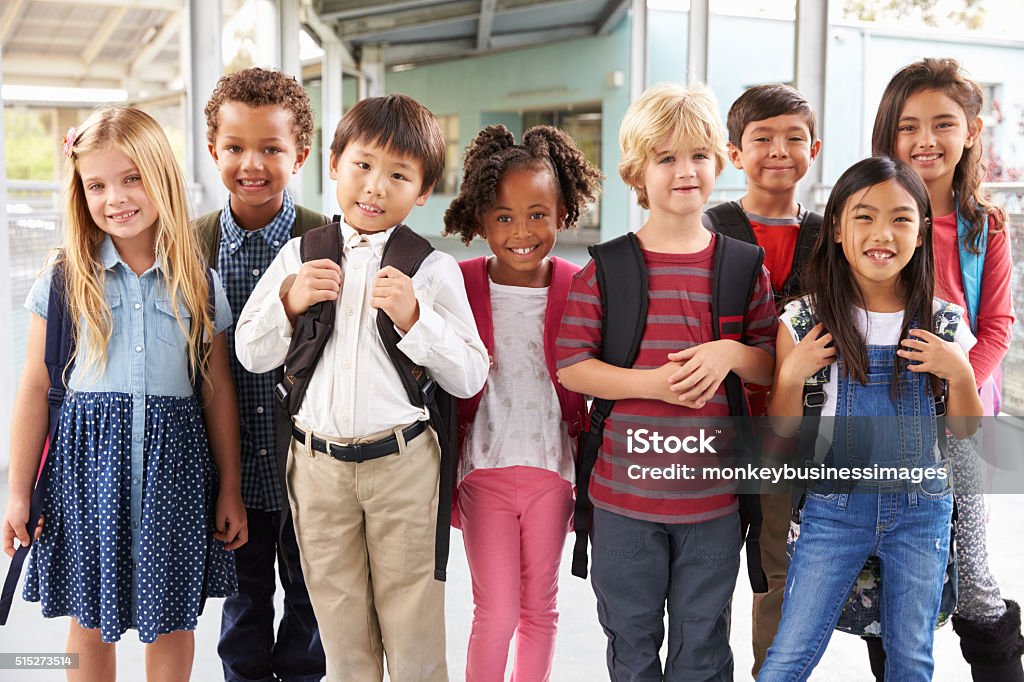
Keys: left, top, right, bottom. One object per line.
{"left": 547, "top": 257, "right": 586, "bottom": 432}
{"left": 293, "top": 204, "right": 330, "bottom": 235}
{"left": 571, "top": 233, "right": 647, "bottom": 579}
{"left": 955, "top": 207, "right": 987, "bottom": 334}
{"left": 705, "top": 201, "right": 756, "bottom": 244}
{"left": 196, "top": 210, "right": 222, "bottom": 269}
{"left": 0, "top": 260, "right": 75, "bottom": 625}
{"left": 781, "top": 210, "right": 823, "bottom": 301}
{"left": 275, "top": 223, "right": 344, "bottom": 415}
{"left": 711, "top": 234, "right": 769, "bottom": 594}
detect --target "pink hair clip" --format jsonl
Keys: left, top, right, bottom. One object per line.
{"left": 62, "top": 127, "right": 77, "bottom": 158}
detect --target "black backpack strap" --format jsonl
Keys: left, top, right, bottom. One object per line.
{"left": 374, "top": 225, "right": 457, "bottom": 581}
{"left": 781, "top": 210, "right": 823, "bottom": 301}
{"left": 1, "top": 260, "right": 75, "bottom": 625}
{"left": 711, "top": 234, "right": 769, "bottom": 593}
{"left": 787, "top": 298, "right": 827, "bottom": 520}
{"left": 571, "top": 233, "right": 647, "bottom": 579}
{"left": 275, "top": 223, "right": 343, "bottom": 416}
{"left": 704, "top": 201, "right": 756, "bottom": 244}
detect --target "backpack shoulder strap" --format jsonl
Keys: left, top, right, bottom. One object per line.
{"left": 276, "top": 223, "right": 342, "bottom": 415}
{"left": 546, "top": 257, "right": 583, "bottom": 425}
{"left": 956, "top": 207, "right": 987, "bottom": 333}
{"left": 705, "top": 201, "right": 756, "bottom": 244}
{"left": 376, "top": 225, "right": 436, "bottom": 409}
{"left": 293, "top": 204, "right": 330, "bottom": 236}
{"left": 195, "top": 210, "right": 222, "bottom": 269}
{"left": 571, "top": 233, "right": 647, "bottom": 579}
{"left": 1, "top": 258, "right": 76, "bottom": 625}
{"left": 712, "top": 234, "right": 764, "bottom": 417}
{"left": 782, "top": 210, "right": 823, "bottom": 300}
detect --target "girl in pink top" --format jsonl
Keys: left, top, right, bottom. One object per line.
{"left": 442, "top": 125, "right": 601, "bottom": 682}
{"left": 871, "top": 57, "right": 1020, "bottom": 682}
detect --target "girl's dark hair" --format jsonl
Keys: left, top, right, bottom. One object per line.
{"left": 443, "top": 125, "right": 603, "bottom": 245}
{"left": 806, "top": 156, "right": 935, "bottom": 389}
{"left": 871, "top": 57, "right": 1004, "bottom": 253}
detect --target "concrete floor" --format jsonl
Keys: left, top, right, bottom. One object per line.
{"left": 1, "top": 487, "right": 1021, "bottom": 681}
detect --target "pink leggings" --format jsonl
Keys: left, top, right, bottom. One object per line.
{"left": 457, "top": 466, "right": 574, "bottom": 682}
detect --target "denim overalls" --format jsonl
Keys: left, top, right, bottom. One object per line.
{"left": 759, "top": 342, "right": 954, "bottom": 682}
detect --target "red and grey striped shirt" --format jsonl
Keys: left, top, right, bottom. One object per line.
{"left": 556, "top": 234, "right": 777, "bottom": 523}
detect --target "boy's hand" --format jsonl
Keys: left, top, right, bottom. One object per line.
{"left": 214, "top": 487, "right": 248, "bottom": 551}
{"left": 898, "top": 329, "right": 973, "bottom": 384}
{"left": 666, "top": 340, "right": 735, "bottom": 408}
{"left": 2, "top": 497, "right": 42, "bottom": 557}
{"left": 371, "top": 266, "right": 419, "bottom": 333}
{"left": 779, "top": 323, "right": 835, "bottom": 386}
{"left": 281, "top": 259, "right": 343, "bottom": 323}
{"left": 645, "top": 361, "right": 686, "bottom": 405}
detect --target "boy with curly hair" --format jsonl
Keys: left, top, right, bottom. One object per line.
{"left": 196, "top": 66, "right": 326, "bottom": 682}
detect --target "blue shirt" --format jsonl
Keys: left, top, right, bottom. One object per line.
{"left": 216, "top": 193, "right": 295, "bottom": 511}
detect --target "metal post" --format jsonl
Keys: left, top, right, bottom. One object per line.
{"left": 0, "top": 41, "right": 12, "bottom": 468}
{"left": 794, "top": 0, "right": 829, "bottom": 210}
{"left": 687, "top": 0, "right": 710, "bottom": 84}
{"left": 186, "top": 0, "right": 224, "bottom": 215}
{"left": 627, "top": 0, "right": 646, "bottom": 232}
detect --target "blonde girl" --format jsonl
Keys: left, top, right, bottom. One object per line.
{"left": 2, "top": 106, "right": 247, "bottom": 682}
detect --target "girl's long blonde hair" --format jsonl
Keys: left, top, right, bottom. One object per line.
{"left": 61, "top": 106, "right": 212, "bottom": 383}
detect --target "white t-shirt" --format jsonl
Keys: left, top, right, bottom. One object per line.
{"left": 779, "top": 297, "right": 976, "bottom": 460}
{"left": 460, "top": 280, "right": 576, "bottom": 485}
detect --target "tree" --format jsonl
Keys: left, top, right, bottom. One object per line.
{"left": 842, "top": 0, "right": 986, "bottom": 30}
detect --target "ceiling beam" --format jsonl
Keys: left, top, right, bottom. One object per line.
{"left": 336, "top": 1, "right": 478, "bottom": 39}
{"left": 489, "top": 24, "right": 592, "bottom": 48}
{"left": 0, "top": 0, "right": 27, "bottom": 43}
{"left": 596, "top": 0, "right": 629, "bottom": 34}
{"left": 476, "top": 0, "right": 496, "bottom": 50}
{"left": 28, "top": 0, "right": 180, "bottom": 10}
{"left": 131, "top": 9, "right": 182, "bottom": 75}
{"left": 81, "top": 6, "right": 129, "bottom": 65}
{"left": 3, "top": 54, "right": 177, "bottom": 84}
{"left": 319, "top": 0, "right": 453, "bottom": 22}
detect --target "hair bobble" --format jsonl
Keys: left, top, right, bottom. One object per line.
{"left": 62, "top": 127, "right": 78, "bottom": 158}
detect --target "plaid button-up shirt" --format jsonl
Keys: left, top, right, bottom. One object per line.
{"left": 218, "top": 193, "right": 296, "bottom": 511}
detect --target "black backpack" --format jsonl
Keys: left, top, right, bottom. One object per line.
{"left": 0, "top": 261, "right": 215, "bottom": 625}
{"left": 704, "top": 200, "right": 822, "bottom": 303}
{"left": 275, "top": 220, "right": 458, "bottom": 582}
{"left": 571, "top": 232, "right": 769, "bottom": 594}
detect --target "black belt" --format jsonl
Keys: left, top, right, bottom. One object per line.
{"left": 292, "top": 421, "right": 427, "bottom": 463}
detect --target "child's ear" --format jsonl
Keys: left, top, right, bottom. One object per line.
{"left": 293, "top": 146, "right": 311, "bottom": 173}
{"left": 415, "top": 184, "right": 434, "bottom": 207}
{"left": 833, "top": 218, "right": 843, "bottom": 243}
{"left": 207, "top": 142, "right": 219, "bottom": 164}
{"left": 727, "top": 143, "right": 744, "bottom": 170}
{"left": 328, "top": 152, "right": 339, "bottom": 180}
{"left": 964, "top": 116, "right": 984, "bottom": 149}
{"left": 809, "top": 139, "right": 822, "bottom": 162}
{"left": 558, "top": 202, "right": 568, "bottom": 229}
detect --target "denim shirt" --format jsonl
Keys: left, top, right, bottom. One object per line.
{"left": 25, "top": 236, "right": 232, "bottom": 397}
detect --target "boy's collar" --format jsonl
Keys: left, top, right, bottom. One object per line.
{"left": 339, "top": 220, "right": 396, "bottom": 256}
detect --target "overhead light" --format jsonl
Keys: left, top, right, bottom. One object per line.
{"left": 1, "top": 85, "right": 129, "bottom": 104}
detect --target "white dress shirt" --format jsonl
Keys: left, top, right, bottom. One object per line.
{"left": 235, "top": 222, "right": 488, "bottom": 440}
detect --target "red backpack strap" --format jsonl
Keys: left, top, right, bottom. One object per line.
{"left": 456, "top": 257, "right": 492, "bottom": 441}
{"left": 545, "top": 257, "right": 585, "bottom": 433}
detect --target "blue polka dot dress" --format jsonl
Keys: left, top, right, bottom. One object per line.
{"left": 21, "top": 240, "right": 237, "bottom": 643}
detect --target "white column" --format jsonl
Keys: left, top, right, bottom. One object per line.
{"left": 794, "top": 0, "right": 830, "bottom": 210}
{"left": 302, "top": 2, "right": 346, "bottom": 216}
{"left": 186, "top": 0, "right": 224, "bottom": 215}
{"left": 0, "top": 41, "right": 12, "bottom": 469}
{"left": 627, "top": 0, "right": 646, "bottom": 232}
{"left": 687, "top": 0, "right": 710, "bottom": 84}
{"left": 361, "top": 44, "right": 385, "bottom": 98}
{"left": 279, "top": 0, "right": 302, "bottom": 78}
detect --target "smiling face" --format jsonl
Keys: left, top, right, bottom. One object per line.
{"left": 480, "top": 165, "right": 564, "bottom": 287}
{"left": 642, "top": 137, "right": 716, "bottom": 221}
{"left": 79, "top": 146, "right": 159, "bottom": 250}
{"left": 330, "top": 139, "right": 432, "bottom": 234}
{"left": 893, "top": 88, "right": 981, "bottom": 202}
{"left": 835, "top": 178, "right": 923, "bottom": 299}
{"left": 730, "top": 113, "right": 820, "bottom": 196}
{"left": 208, "top": 102, "right": 310, "bottom": 229}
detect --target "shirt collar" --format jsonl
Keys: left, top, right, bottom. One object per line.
{"left": 97, "top": 234, "right": 165, "bottom": 273}
{"left": 219, "top": 191, "right": 295, "bottom": 256}
{"left": 338, "top": 219, "right": 395, "bottom": 258}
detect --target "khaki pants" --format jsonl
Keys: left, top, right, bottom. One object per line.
{"left": 751, "top": 492, "right": 792, "bottom": 677}
{"left": 287, "top": 423, "right": 448, "bottom": 682}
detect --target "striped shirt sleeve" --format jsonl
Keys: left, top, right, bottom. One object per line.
{"left": 556, "top": 260, "right": 603, "bottom": 369}
{"left": 743, "top": 265, "right": 778, "bottom": 355}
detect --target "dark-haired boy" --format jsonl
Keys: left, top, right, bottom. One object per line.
{"left": 235, "top": 94, "right": 488, "bottom": 682}
{"left": 705, "top": 83, "right": 823, "bottom": 677}
{"left": 196, "top": 66, "right": 327, "bottom": 682}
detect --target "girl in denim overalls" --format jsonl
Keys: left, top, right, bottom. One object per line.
{"left": 758, "top": 156, "right": 983, "bottom": 682}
